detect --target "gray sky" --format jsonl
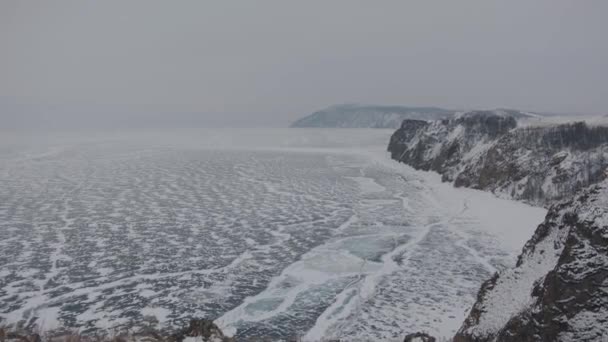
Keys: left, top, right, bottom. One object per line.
{"left": 1, "top": 0, "right": 607, "bottom": 128}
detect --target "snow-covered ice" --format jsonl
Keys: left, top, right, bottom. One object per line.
{"left": 0, "top": 128, "right": 546, "bottom": 340}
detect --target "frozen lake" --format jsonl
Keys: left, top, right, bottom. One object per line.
{"left": 0, "top": 128, "right": 545, "bottom": 340}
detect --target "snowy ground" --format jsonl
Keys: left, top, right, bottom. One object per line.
{"left": 0, "top": 129, "right": 546, "bottom": 340}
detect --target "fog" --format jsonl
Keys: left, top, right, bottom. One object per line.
{"left": 1, "top": 0, "right": 607, "bottom": 130}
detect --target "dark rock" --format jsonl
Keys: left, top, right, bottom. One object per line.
{"left": 388, "top": 111, "right": 608, "bottom": 207}
{"left": 170, "top": 319, "right": 234, "bottom": 342}
{"left": 403, "top": 331, "right": 437, "bottom": 341}
{"left": 454, "top": 181, "right": 608, "bottom": 341}
{"left": 388, "top": 111, "right": 608, "bottom": 341}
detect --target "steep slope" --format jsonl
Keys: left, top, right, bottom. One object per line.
{"left": 387, "top": 110, "right": 608, "bottom": 341}
{"left": 454, "top": 180, "right": 608, "bottom": 342}
{"left": 388, "top": 111, "right": 608, "bottom": 206}
{"left": 290, "top": 104, "right": 454, "bottom": 128}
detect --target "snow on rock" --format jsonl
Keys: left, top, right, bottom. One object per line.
{"left": 387, "top": 111, "right": 608, "bottom": 341}
{"left": 290, "top": 104, "right": 454, "bottom": 128}
{"left": 388, "top": 111, "right": 608, "bottom": 207}
{"left": 403, "top": 332, "right": 437, "bottom": 342}
{"left": 454, "top": 179, "right": 608, "bottom": 341}
{"left": 171, "top": 319, "right": 234, "bottom": 342}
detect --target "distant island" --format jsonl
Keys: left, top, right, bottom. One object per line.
{"left": 290, "top": 104, "right": 455, "bottom": 128}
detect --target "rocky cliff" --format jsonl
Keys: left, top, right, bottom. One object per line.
{"left": 454, "top": 180, "right": 608, "bottom": 342}
{"left": 388, "top": 110, "right": 608, "bottom": 341}
{"left": 0, "top": 319, "right": 234, "bottom": 342}
{"left": 388, "top": 111, "right": 608, "bottom": 206}
{"left": 291, "top": 104, "right": 454, "bottom": 128}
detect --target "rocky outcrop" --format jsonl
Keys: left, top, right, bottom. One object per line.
{"left": 388, "top": 111, "right": 608, "bottom": 341}
{"left": 403, "top": 332, "right": 437, "bottom": 342}
{"left": 388, "top": 111, "right": 608, "bottom": 206}
{"left": 0, "top": 319, "right": 233, "bottom": 342}
{"left": 291, "top": 104, "right": 454, "bottom": 128}
{"left": 387, "top": 110, "right": 518, "bottom": 181}
{"left": 170, "top": 319, "right": 234, "bottom": 342}
{"left": 454, "top": 180, "right": 608, "bottom": 342}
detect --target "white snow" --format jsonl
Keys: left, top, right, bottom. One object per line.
{"left": 141, "top": 306, "right": 172, "bottom": 323}
{"left": 470, "top": 223, "right": 568, "bottom": 338}
{"left": 182, "top": 337, "right": 202, "bottom": 342}
{"left": 346, "top": 176, "right": 386, "bottom": 194}
{"left": 33, "top": 306, "right": 62, "bottom": 331}
{"left": 0, "top": 128, "right": 548, "bottom": 341}
{"left": 519, "top": 114, "right": 608, "bottom": 128}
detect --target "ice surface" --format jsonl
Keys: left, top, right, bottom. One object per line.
{"left": 0, "top": 128, "right": 546, "bottom": 340}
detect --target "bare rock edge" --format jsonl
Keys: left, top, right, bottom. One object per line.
{"left": 388, "top": 110, "right": 608, "bottom": 341}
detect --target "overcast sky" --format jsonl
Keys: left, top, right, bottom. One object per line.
{"left": 1, "top": 1, "right": 607, "bottom": 128}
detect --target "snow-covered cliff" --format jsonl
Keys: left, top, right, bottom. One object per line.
{"left": 455, "top": 180, "right": 608, "bottom": 341}
{"left": 387, "top": 111, "right": 608, "bottom": 341}
{"left": 290, "top": 104, "right": 454, "bottom": 128}
{"left": 388, "top": 111, "right": 608, "bottom": 206}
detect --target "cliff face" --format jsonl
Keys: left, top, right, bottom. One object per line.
{"left": 388, "top": 111, "right": 608, "bottom": 206}
{"left": 454, "top": 180, "right": 608, "bottom": 342}
{"left": 388, "top": 111, "right": 608, "bottom": 341}
{"left": 387, "top": 111, "right": 518, "bottom": 182}
{"left": 290, "top": 104, "right": 454, "bottom": 128}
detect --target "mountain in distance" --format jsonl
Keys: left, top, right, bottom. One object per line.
{"left": 290, "top": 104, "right": 455, "bottom": 128}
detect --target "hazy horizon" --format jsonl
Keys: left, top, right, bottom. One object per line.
{"left": 1, "top": 3, "right": 607, "bottom": 338}
{"left": 2, "top": 1, "right": 607, "bottom": 129}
